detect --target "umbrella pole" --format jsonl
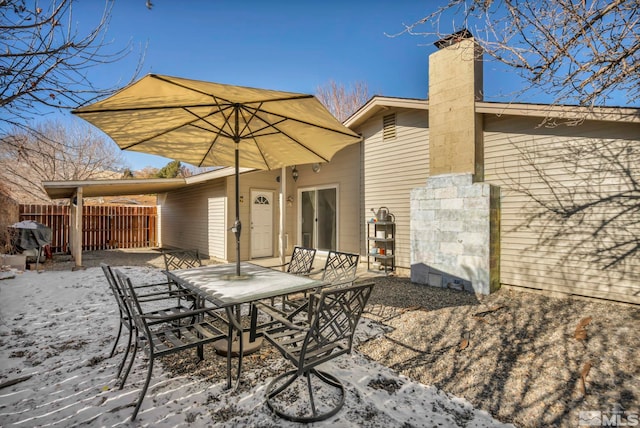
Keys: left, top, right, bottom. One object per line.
{"left": 233, "top": 105, "right": 242, "bottom": 277}
{"left": 234, "top": 145, "right": 241, "bottom": 277}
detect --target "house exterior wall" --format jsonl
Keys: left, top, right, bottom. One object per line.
{"left": 225, "top": 169, "right": 281, "bottom": 262}
{"left": 160, "top": 155, "right": 360, "bottom": 264}
{"left": 160, "top": 179, "right": 225, "bottom": 257}
{"left": 354, "top": 103, "right": 639, "bottom": 303}
{"left": 483, "top": 114, "right": 640, "bottom": 304}
{"left": 293, "top": 143, "right": 361, "bottom": 255}
{"left": 207, "top": 193, "right": 226, "bottom": 260}
{"left": 358, "top": 107, "right": 430, "bottom": 274}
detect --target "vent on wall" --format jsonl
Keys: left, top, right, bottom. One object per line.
{"left": 383, "top": 113, "right": 396, "bottom": 141}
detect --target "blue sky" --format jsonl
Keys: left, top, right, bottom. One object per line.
{"left": 69, "top": 1, "right": 527, "bottom": 170}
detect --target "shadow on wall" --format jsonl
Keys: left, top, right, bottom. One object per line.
{"left": 411, "top": 262, "right": 474, "bottom": 293}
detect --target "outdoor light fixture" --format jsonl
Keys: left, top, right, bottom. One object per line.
{"left": 312, "top": 162, "right": 321, "bottom": 173}
{"left": 292, "top": 166, "right": 299, "bottom": 182}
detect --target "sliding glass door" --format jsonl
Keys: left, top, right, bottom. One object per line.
{"left": 300, "top": 186, "right": 337, "bottom": 251}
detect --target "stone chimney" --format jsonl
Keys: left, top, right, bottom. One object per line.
{"left": 428, "top": 30, "right": 484, "bottom": 181}
{"left": 410, "top": 31, "right": 500, "bottom": 295}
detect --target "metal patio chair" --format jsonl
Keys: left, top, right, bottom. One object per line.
{"left": 261, "top": 281, "right": 375, "bottom": 422}
{"left": 268, "top": 246, "right": 317, "bottom": 309}
{"left": 162, "top": 248, "right": 203, "bottom": 271}
{"left": 114, "top": 269, "right": 227, "bottom": 421}
{"left": 314, "top": 250, "right": 360, "bottom": 287}
{"left": 162, "top": 248, "right": 203, "bottom": 305}
{"left": 257, "top": 250, "right": 361, "bottom": 326}
{"left": 100, "top": 263, "right": 196, "bottom": 383}
{"left": 270, "top": 245, "right": 317, "bottom": 275}
{"left": 287, "top": 249, "right": 360, "bottom": 312}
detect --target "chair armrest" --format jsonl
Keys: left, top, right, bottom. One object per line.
{"left": 136, "top": 288, "right": 197, "bottom": 302}
{"left": 254, "top": 302, "right": 307, "bottom": 331}
{"left": 142, "top": 306, "right": 223, "bottom": 323}
{"left": 265, "top": 262, "right": 289, "bottom": 272}
{"left": 325, "top": 276, "right": 359, "bottom": 288}
{"left": 131, "top": 280, "right": 171, "bottom": 289}
{"left": 305, "top": 267, "right": 325, "bottom": 277}
{"left": 265, "top": 261, "right": 290, "bottom": 269}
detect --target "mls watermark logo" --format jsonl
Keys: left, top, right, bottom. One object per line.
{"left": 579, "top": 408, "right": 639, "bottom": 426}
{"left": 580, "top": 411, "right": 604, "bottom": 426}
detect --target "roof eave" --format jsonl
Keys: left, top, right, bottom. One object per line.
{"left": 476, "top": 101, "right": 640, "bottom": 123}
{"left": 42, "top": 178, "right": 187, "bottom": 199}
{"left": 345, "top": 96, "right": 428, "bottom": 129}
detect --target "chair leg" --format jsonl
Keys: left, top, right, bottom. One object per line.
{"left": 307, "top": 371, "right": 317, "bottom": 417}
{"left": 115, "top": 326, "right": 133, "bottom": 380}
{"left": 223, "top": 305, "right": 245, "bottom": 390}
{"left": 266, "top": 369, "right": 299, "bottom": 402}
{"left": 131, "top": 356, "right": 154, "bottom": 421}
{"left": 265, "top": 368, "right": 345, "bottom": 423}
{"left": 197, "top": 343, "right": 203, "bottom": 361}
{"left": 109, "top": 318, "right": 123, "bottom": 358}
{"left": 119, "top": 336, "right": 138, "bottom": 390}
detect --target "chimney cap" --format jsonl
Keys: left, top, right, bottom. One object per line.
{"left": 433, "top": 29, "right": 473, "bottom": 49}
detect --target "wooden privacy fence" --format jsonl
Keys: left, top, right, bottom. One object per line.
{"left": 18, "top": 204, "right": 158, "bottom": 253}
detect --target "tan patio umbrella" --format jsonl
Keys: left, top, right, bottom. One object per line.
{"left": 72, "top": 74, "right": 361, "bottom": 277}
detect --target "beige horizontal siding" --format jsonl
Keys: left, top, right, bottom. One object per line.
{"left": 161, "top": 179, "right": 225, "bottom": 257}
{"left": 358, "top": 108, "right": 430, "bottom": 273}
{"left": 484, "top": 114, "right": 640, "bottom": 304}
{"left": 274, "top": 144, "right": 362, "bottom": 254}
{"left": 207, "top": 191, "right": 226, "bottom": 260}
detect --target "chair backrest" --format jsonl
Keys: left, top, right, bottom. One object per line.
{"left": 287, "top": 246, "right": 317, "bottom": 275}
{"left": 301, "top": 282, "right": 374, "bottom": 369}
{"left": 163, "top": 249, "right": 202, "bottom": 271}
{"left": 321, "top": 250, "right": 360, "bottom": 285}
{"left": 100, "top": 263, "right": 130, "bottom": 321}
{"left": 113, "top": 269, "right": 151, "bottom": 339}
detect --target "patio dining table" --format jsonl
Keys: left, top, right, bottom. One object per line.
{"left": 164, "top": 262, "right": 322, "bottom": 389}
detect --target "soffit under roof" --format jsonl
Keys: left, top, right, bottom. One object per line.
{"left": 42, "top": 167, "right": 257, "bottom": 200}
{"left": 43, "top": 178, "right": 188, "bottom": 199}
{"left": 344, "top": 96, "right": 429, "bottom": 129}
{"left": 344, "top": 95, "right": 640, "bottom": 132}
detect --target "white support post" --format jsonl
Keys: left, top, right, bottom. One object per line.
{"left": 70, "top": 187, "right": 84, "bottom": 269}
{"left": 279, "top": 167, "right": 287, "bottom": 267}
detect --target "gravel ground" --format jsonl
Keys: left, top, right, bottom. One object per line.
{"left": 43, "top": 249, "right": 640, "bottom": 427}
{"left": 361, "top": 278, "right": 639, "bottom": 428}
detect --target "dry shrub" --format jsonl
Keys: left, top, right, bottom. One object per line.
{"left": 0, "top": 186, "right": 19, "bottom": 253}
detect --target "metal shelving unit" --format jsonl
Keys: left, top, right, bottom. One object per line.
{"left": 367, "top": 219, "right": 395, "bottom": 275}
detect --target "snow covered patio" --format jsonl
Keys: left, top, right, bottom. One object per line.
{"left": 0, "top": 265, "right": 509, "bottom": 427}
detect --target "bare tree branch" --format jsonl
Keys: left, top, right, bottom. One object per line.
{"left": 0, "top": 120, "right": 126, "bottom": 203}
{"left": 390, "top": 0, "right": 640, "bottom": 107}
{"left": 1, "top": 0, "right": 144, "bottom": 131}
{"left": 315, "top": 80, "right": 370, "bottom": 122}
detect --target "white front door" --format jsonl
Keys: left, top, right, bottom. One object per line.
{"left": 250, "top": 190, "right": 273, "bottom": 258}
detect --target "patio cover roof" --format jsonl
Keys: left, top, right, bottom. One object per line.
{"left": 42, "top": 167, "right": 257, "bottom": 200}
{"left": 42, "top": 178, "right": 188, "bottom": 199}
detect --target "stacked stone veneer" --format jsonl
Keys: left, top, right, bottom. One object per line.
{"left": 410, "top": 173, "right": 500, "bottom": 295}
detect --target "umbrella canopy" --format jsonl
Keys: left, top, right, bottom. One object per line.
{"left": 72, "top": 74, "right": 362, "bottom": 277}
{"left": 72, "top": 74, "right": 360, "bottom": 169}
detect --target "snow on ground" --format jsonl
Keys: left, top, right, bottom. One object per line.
{"left": 0, "top": 266, "right": 512, "bottom": 427}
